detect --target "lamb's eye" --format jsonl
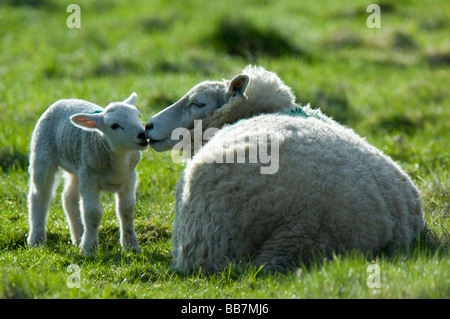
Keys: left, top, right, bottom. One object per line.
{"left": 191, "top": 102, "right": 206, "bottom": 108}
{"left": 111, "top": 123, "right": 121, "bottom": 130}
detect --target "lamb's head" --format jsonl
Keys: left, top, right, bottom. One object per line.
{"left": 70, "top": 93, "right": 149, "bottom": 152}
{"left": 145, "top": 65, "right": 295, "bottom": 152}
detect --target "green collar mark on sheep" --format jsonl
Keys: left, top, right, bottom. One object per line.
{"left": 286, "top": 106, "right": 323, "bottom": 120}
{"left": 91, "top": 110, "right": 103, "bottom": 114}
{"left": 223, "top": 106, "right": 326, "bottom": 134}
{"left": 288, "top": 106, "right": 308, "bottom": 117}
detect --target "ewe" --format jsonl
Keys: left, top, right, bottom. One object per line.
{"left": 28, "top": 93, "right": 148, "bottom": 254}
{"left": 145, "top": 66, "right": 424, "bottom": 273}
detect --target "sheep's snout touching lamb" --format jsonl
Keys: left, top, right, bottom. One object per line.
{"left": 27, "top": 93, "right": 148, "bottom": 254}
{"left": 145, "top": 65, "right": 424, "bottom": 273}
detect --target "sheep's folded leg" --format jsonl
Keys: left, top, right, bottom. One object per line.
{"left": 254, "top": 229, "right": 308, "bottom": 272}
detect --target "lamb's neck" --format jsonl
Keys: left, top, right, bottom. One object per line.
{"left": 87, "top": 134, "right": 137, "bottom": 175}
{"left": 110, "top": 149, "right": 140, "bottom": 173}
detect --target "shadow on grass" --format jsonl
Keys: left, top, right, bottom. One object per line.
{"left": 208, "top": 17, "right": 313, "bottom": 62}
{"left": 91, "top": 56, "right": 141, "bottom": 77}
{"left": 0, "top": 147, "right": 28, "bottom": 172}
{"left": 391, "top": 31, "right": 418, "bottom": 51}
{"left": 426, "top": 51, "right": 450, "bottom": 67}
{"left": 3, "top": 0, "right": 60, "bottom": 9}
{"left": 44, "top": 55, "right": 143, "bottom": 80}
{"left": 312, "top": 88, "right": 359, "bottom": 125}
{"left": 371, "top": 112, "right": 439, "bottom": 135}
{"left": 333, "top": 1, "right": 397, "bottom": 18}
{"left": 153, "top": 57, "right": 221, "bottom": 76}
{"left": 322, "top": 32, "right": 364, "bottom": 50}
{"left": 0, "top": 231, "right": 71, "bottom": 252}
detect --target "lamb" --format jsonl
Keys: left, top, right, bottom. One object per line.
{"left": 27, "top": 93, "right": 148, "bottom": 254}
{"left": 145, "top": 65, "right": 424, "bottom": 273}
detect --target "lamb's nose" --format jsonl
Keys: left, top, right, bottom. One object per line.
{"left": 145, "top": 122, "right": 154, "bottom": 131}
{"left": 137, "top": 132, "right": 146, "bottom": 140}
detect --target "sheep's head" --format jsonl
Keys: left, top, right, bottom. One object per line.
{"left": 145, "top": 74, "right": 249, "bottom": 152}
{"left": 70, "top": 93, "right": 148, "bottom": 152}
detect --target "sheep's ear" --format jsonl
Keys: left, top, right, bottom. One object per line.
{"left": 70, "top": 113, "right": 104, "bottom": 131}
{"left": 123, "top": 92, "right": 137, "bottom": 106}
{"left": 228, "top": 75, "right": 249, "bottom": 97}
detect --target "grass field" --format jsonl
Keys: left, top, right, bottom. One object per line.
{"left": 0, "top": 0, "right": 449, "bottom": 299}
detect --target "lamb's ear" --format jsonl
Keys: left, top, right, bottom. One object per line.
{"left": 228, "top": 75, "right": 249, "bottom": 97}
{"left": 70, "top": 113, "right": 104, "bottom": 131}
{"left": 123, "top": 92, "right": 137, "bottom": 106}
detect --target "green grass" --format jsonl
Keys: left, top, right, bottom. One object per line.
{"left": 0, "top": 0, "right": 449, "bottom": 298}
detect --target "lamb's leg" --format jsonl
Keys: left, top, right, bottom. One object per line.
{"left": 115, "top": 176, "right": 141, "bottom": 253}
{"left": 27, "top": 158, "right": 58, "bottom": 246}
{"left": 79, "top": 183, "right": 102, "bottom": 254}
{"left": 62, "top": 173, "right": 83, "bottom": 246}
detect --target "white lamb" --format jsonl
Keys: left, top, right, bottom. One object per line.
{"left": 27, "top": 93, "right": 148, "bottom": 254}
{"left": 145, "top": 66, "right": 424, "bottom": 273}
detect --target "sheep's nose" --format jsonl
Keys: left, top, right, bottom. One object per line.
{"left": 145, "top": 122, "right": 154, "bottom": 131}
{"left": 137, "top": 132, "right": 146, "bottom": 140}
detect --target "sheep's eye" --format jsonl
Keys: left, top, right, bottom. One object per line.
{"left": 191, "top": 102, "right": 206, "bottom": 108}
{"left": 111, "top": 123, "right": 121, "bottom": 130}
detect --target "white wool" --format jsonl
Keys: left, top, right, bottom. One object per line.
{"left": 174, "top": 113, "right": 423, "bottom": 272}
{"left": 146, "top": 66, "right": 424, "bottom": 272}
{"left": 204, "top": 65, "right": 296, "bottom": 129}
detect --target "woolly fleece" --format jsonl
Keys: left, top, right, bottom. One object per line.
{"left": 171, "top": 66, "right": 424, "bottom": 272}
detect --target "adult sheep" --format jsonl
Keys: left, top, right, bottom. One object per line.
{"left": 145, "top": 66, "right": 424, "bottom": 273}
{"left": 28, "top": 93, "right": 148, "bottom": 254}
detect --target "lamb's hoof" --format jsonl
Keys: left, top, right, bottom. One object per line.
{"left": 123, "top": 243, "right": 142, "bottom": 254}
{"left": 27, "top": 233, "right": 47, "bottom": 247}
{"left": 79, "top": 243, "right": 97, "bottom": 255}
{"left": 71, "top": 236, "right": 82, "bottom": 247}
{"left": 72, "top": 240, "right": 81, "bottom": 247}
{"left": 132, "top": 246, "right": 142, "bottom": 254}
